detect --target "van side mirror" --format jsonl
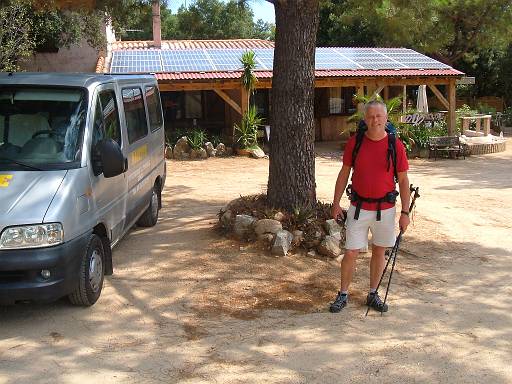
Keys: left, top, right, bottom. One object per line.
{"left": 94, "top": 139, "right": 126, "bottom": 178}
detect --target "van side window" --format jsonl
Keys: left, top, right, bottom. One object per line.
{"left": 122, "top": 87, "right": 148, "bottom": 144}
{"left": 145, "top": 86, "right": 163, "bottom": 132}
{"left": 92, "top": 90, "right": 122, "bottom": 148}
{"left": 99, "top": 91, "right": 122, "bottom": 145}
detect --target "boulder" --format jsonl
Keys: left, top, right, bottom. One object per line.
{"left": 254, "top": 219, "right": 282, "bottom": 236}
{"left": 271, "top": 230, "right": 293, "bottom": 256}
{"left": 249, "top": 147, "right": 266, "bottom": 159}
{"left": 307, "top": 250, "right": 317, "bottom": 258}
{"left": 317, "top": 235, "right": 342, "bottom": 258}
{"left": 189, "top": 149, "right": 198, "bottom": 160}
{"left": 165, "top": 146, "right": 173, "bottom": 159}
{"left": 220, "top": 210, "right": 233, "bottom": 228}
{"left": 292, "top": 230, "right": 304, "bottom": 247}
{"left": 198, "top": 148, "right": 208, "bottom": 159}
{"left": 273, "top": 211, "right": 285, "bottom": 221}
{"left": 258, "top": 233, "right": 274, "bottom": 245}
{"left": 216, "top": 143, "right": 226, "bottom": 156}
{"left": 225, "top": 147, "right": 234, "bottom": 156}
{"left": 205, "top": 142, "right": 216, "bottom": 157}
{"left": 173, "top": 137, "right": 191, "bottom": 160}
{"left": 324, "top": 219, "right": 342, "bottom": 236}
{"left": 233, "top": 214, "right": 257, "bottom": 238}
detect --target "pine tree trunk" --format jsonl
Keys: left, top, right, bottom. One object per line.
{"left": 267, "top": 0, "right": 320, "bottom": 211}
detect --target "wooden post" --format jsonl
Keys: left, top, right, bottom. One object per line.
{"left": 241, "top": 86, "right": 249, "bottom": 116}
{"left": 402, "top": 85, "right": 407, "bottom": 114}
{"left": 447, "top": 79, "right": 456, "bottom": 136}
{"left": 383, "top": 86, "right": 389, "bottom": 101}
{"left": 357, "top": 85, "right": 364, "bottom": 113}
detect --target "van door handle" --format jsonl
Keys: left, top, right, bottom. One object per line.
{"left": 124, "top": 157, "right": 129, "bottom": 172}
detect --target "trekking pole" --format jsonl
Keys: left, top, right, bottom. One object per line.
{"left": 365, "top": 185, "right": 420, "bottom": 317}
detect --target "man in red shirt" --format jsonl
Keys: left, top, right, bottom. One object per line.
{"left": 330, "top": 100, "right": 411, "bottom": 313}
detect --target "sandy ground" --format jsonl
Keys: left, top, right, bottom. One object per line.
{"left": 1, "top": 143, "right": 511, "bottom": 384}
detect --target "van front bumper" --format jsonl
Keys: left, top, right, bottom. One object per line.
{"left": 0, "top": 232, "right": 90, "bottom": 305}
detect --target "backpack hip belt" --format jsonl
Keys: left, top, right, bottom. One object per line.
{"left": 346, "top": 184, "right": 399, "bottom": 221}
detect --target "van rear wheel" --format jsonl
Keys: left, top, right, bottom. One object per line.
{"left": 68, "top": 234, "right": 105, "bottom": 306}
{"left": 137, "top": 185, "right": 159, "bottom": 227}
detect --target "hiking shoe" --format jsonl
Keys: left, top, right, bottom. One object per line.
{"left": 366, "top": 292, "right": 388, "bottom": 313}
{"left": 329, "top": 291, "right": 348, "bottom": 313}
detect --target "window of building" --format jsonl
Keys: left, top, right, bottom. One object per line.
{"left": 145, "top": 86, "right": 163, "bottom": 132}
{"left": 185, "top": 91, "right": 202, "bottom": 119}
{"left": 122, "top": 87, "right": 148, "bottom": 144}
{"left": 329, "top": 87, "right": 357, "bottom": 115}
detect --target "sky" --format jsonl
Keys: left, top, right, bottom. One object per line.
{"left": 167, "top": 0, "right": 276, "bottom": 23}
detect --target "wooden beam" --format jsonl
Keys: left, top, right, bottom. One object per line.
{"left": 402, "top": 85, "right": 407, "bottom": 114}
{"left": 214, "top": 89, "right": 242, "bottom": 115}
{"left": 241, "top": 87, "right": 249, "bottom": 116}
{"left": 373, "top": 85, "right": 385, "bottom": 98}
{"left": 357, "top": 85, "right": 364, "bottom": 113}
{"left": 447, "top": 79, "right": 457, "bottom": 135}
{"left": 383, "top": 86, "right": 389, "bottom": 101}
{"left": 428, "top": 84, "right": 449, "bottom": 109}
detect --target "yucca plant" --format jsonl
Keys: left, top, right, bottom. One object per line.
{"left": 240, "top": 50, "right": 257, "bottom": 107}
{"left": 234, "top": 105, "right": 262, "bottom": 149}
{"left": 187, "top": 128, "right": 207, "bottom": 150}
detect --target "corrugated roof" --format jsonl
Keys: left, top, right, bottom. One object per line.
{"left": 155, "top": 68, "right": 463, "bottom": 81}
{"left": 110, "top": 39, "right": 274, "bottom": 51}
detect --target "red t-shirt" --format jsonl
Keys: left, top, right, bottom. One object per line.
{"left": 343, "top": 133, "right": 409, "bottom": 211}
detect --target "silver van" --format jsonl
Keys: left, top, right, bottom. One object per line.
{"left": 0, "top": 73, "right": 166, "bottom": 306}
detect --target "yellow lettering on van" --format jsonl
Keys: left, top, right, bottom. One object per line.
{"left": 130, "top": 144, "right": 148, "bottom": 164}
{"left": 0, "top": 174, "right": 13, "bottom": 187}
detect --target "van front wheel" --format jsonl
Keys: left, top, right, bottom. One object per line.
{"left": 68, "top": 234, "right": 105, "bottom": 306}
{"left": 137, "top": 186, "right": 159, "bottom": 227}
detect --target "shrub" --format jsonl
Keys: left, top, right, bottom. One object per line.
{"left": 187, "top": 128, "right": 207, "bottom": 150}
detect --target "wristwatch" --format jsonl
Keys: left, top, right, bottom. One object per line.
{"left": 401, "top": 210, "right": 409, "bottom": 216}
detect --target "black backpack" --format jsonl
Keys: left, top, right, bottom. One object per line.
{"left": 351, "top": 120, "right": 399, "bottom": 183}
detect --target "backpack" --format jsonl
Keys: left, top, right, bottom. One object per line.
{"left": 351, "top": 120, "right": 398, "bottom": 183}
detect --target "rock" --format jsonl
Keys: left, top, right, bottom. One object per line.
{"left": 205, "top": 142, "right": 216, "bottom": 157}
{"left": 189, "top": 149, "right": 198, "bottom": 160}
{"left": 292, "top": 230, "right": 304, "bottom": 246}
{"left": 258, "top": 233, "right": 274, "bottom": 244}
{"left": 324, "top": 219, "right": 342, "bottom": 236}
{"left": 165, "top": 146, "right": 173, "bottom": 159}
{"left": 249, "top": 147, "right": 266, "bottom": 159}
{"left": 254, "top": 219, "right": 282, "bottom": 236}
{"left": 271, "top": 230, "right": 293, "bottom": 256}
{"left": 216, "top": 143, "right": 226, "bottom": 156}
{"left": 173, "top": 137, "right": 191, "bottom": 160}
{"left": 273, "top": 211, "right": 285, "bottom": 221}
{"left": 233, "top": 214, "right": 257, "bottom": 238}
{"left": 220, "top": 210, "right": 233, "bottom": 228}
{"left": 307, "top": 250, "right": 317, "bottom": 258}
{"left": 225, "top": 147, "right": 233, "bottom": 156}
{"left": 198, "top": 148, "right": 208, "bottom": 159}
{"left": 317, "top": 235, "right": 342, "bottom": 258}
{"left": 180, "top": 152, "right": 190, "bottom": 160}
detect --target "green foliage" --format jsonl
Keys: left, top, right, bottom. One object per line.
{"left": 409, "top": 121, "right": 449, "bottom": 149}
{"left": 503, "top": 107, "right": 512, "bottom": 126}
{"left": 187, "top": 128, "right": 207, "bottom": 150}
{"left": 240, "top": 51, "right": 257, "bottom": 93}
{"left": 0, "top": 2, "right": 34, "bottom": 72}
{"left": 209, "top": 134, "right": 222, "bottom": 147}
{"left": 234, "top": 106, "right": 263, "bottom": 149}
{"left": 165, "top": 0, "right": 274, "bottom": 40}
{"left": 166, "top": 127, "right": 187, "bottom": 147}
{"left": 477, "top": 103, "right": 497, "bottom": 116}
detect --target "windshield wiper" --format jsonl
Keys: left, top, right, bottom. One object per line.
{"left": 0, "top": 156, "right": 44, "bottom": 171}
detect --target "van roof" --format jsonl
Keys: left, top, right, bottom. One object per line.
{"left": 0, "top": 72, "right": 157, "bottom": 88}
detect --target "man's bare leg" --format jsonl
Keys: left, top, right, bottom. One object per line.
{"left": 340, "top": 249, "right": 359, "bottom": 291}
{"left": 369, "top": 244, "right": 386, "bottom": 290}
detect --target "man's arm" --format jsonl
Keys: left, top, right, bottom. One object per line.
{"left": 332, "top": 164, "right": 351, "bottom": 220}
{"left": 397, "top": 171, "right": 411, "bottom": 232}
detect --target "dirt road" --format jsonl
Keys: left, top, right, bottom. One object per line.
{"left": 1, "top": 144, "right": 511, "bottom": 383}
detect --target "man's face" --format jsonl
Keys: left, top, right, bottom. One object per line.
{"left": 364, "top": 105, "right": 388, "bottom": 131}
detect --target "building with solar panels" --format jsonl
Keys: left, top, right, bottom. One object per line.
{"left": 92, "top": 2, "right": 464, "bottom": 144}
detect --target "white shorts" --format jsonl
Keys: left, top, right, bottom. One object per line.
{"left": 345, "top": 205, "right": 397, "bottom": 250}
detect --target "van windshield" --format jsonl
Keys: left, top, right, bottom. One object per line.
{"left": 0, "top": 87, "right": 87, "bottom": 171}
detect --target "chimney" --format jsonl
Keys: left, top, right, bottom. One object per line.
{"left": 152, "top": 1, "right": 161, "bottom": 48}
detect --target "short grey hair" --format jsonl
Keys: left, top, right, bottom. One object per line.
{"left": 364, "top": 100, "right": 387, "bottom": 115}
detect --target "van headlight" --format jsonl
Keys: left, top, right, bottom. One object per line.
{"left": 0, "top": 223, "right": 63, "bottom": 250}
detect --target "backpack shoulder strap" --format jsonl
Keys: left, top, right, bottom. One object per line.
{"left": 387, "top": 132, "right": 398, "bottom": 183}
{"left": 352, "top": 121, "right": 367, "bottom": 168}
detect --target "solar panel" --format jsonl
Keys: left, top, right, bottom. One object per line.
{"left": 109, "top": 47, "right": 451, "bottom": 74}
{"left": 110, "top": 50, "right": 162, "bottom": 73}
